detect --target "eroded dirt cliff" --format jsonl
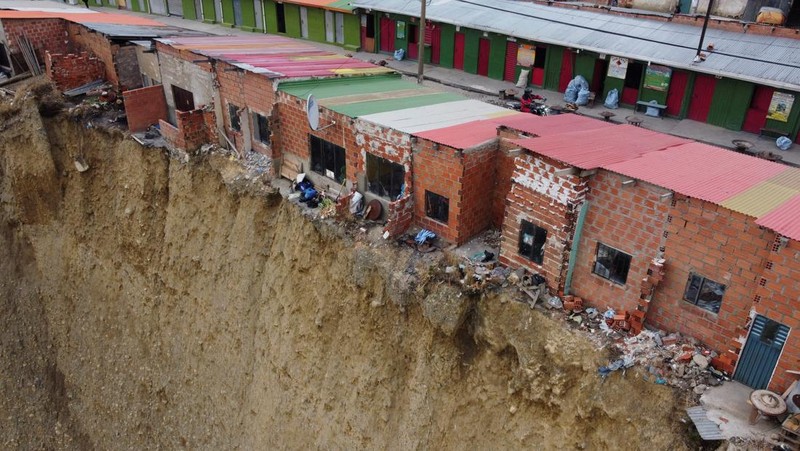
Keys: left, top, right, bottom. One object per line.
{"left": 1, "top": 87, "right": 693, "bottom": 449}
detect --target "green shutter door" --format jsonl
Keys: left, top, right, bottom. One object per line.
{"left": 574, "top": 53, "right": 595, "bottom": 86}
{"left": 708, "top": 78, "right": 754, "bottom": 130}
{"left": 544, "top": 46, "right": 563, "bottom": 92}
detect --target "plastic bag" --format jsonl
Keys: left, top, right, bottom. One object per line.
{"left": 564, "top": 76, "right": 588, "bottom": 103}
{"left": 516, "top": 69, "right": 530, "bottom": 88}
{"left": 393, "top": 48, "right": 405, "bottom": 61}
{"left": 576, "top": 87, "right": 590, "bottom": 106}
{"left": 604, "top": 88, "right": 619, "bottom": 109}
{"left": 777, "top": 136, "right": 792, "bottom": 151}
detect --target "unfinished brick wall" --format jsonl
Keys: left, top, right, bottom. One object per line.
{"left": 499, "top": 153, "right": 586, "bottom": 287}
{"left": 66, "top": 23, "right": 118, "bottom": 86}
{"left": 412, "top": 139, "right": 463, "bottom": 243}
{"left": 571, "top": 171, "right": 670, "bottom": 314}
{"left": 648, "top": 196, "right": 772, "bottom": 354}
{"left": 159, "top": 108, "right": 209, "bottom": 151}
{"left": 493, "top": 132, "right": 521, "bottom": 229}
{"left": 755, "top": 238, "right": 800, "bottom": 392}
{"left": 459, "top": 144, "right": 499, "bottom": 243}
{"left": 115, "top": 45, "right": 143, "bottom": 91}
{"left": 45, "top": 51, "right": 105, "bottom": 91}
{"left": 217, "top": 62, "right": 276, "bottom": 155}
{"left": 2, "top": 18, "right": 68, "bottom": 73}
{"left": 123, "top": 84, "right": 168, "bottom": 132}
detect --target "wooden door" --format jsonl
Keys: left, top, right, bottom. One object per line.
{"left": 477, "top": 38, "right": 491, "bottom": 76}
{"left": 504, "top": 41, "right": 519, "bottom": 82}
{"left": 687, "top": 74, "right": 717, "bottom": 122}
{"left": 665, "top": 70, "right": 689, "bottom": 117}
{"left": 453, "top": 32, "right": 465, "bottom": 70}
{"left": 380, "top": 17, "right": 395, "bottom": 53}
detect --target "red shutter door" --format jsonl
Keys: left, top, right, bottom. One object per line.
{"left": 558, "top": 50, "right": 573, "bottom": 92}
{"left": 453, "top": 32, "right": 465, "bottom": 70}
{"left": 380, "top": 18, "right": 395, "bottom": 53}
{"left": 742, "top": 85, "right": 774, "bottom": 134}
{"left": 477, "top": 38, "right": 490, "bottom": 76}
{"left": 665, "top": 70, "right": 689, "bottom": 116}
{"left": 430, "top": 25, "right": 441, "bottom": 64}
{"left": 687, "top": 74, "right": 717, "bottom": 122}
{"left": 504, "top": 41, "right": 518, "bottom": 82}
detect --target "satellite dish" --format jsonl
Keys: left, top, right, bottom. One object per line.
{"left": 306, "top": 94, "right": 320, "bottom": 131}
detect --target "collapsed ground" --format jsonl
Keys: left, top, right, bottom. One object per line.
{"left": 1, "top": 82, "right": 703, "bottom": 449}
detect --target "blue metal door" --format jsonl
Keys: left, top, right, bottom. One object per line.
{"left": 735, "top": 315, "right": 790, "bottom": 389}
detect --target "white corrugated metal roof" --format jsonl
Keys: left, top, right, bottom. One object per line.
{"left": 359, "top": 99, "right": 515, "bottom": 134}
{"left": 352, "top": 0, "right": 800, "bottom": 90}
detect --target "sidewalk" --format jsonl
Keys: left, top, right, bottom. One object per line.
{"left": 54, "top": 0, "right": 800, "bottom": 167}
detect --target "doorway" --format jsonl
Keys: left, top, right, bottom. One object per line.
{"left": 591, "top": 58, "right": 608, "bottom": 96}
{"left": 687, "top": 74, "right": 717, "bottom": 122}
{"left": 503, "top": 41, "right": 518, "bottom": 83}
{"left": 453, "top": 32, "right": 465, "bottom": 70}
{"left": 276, "top": 3, "right": 287, "bottom": 33}
{"left": 379, "top": 17, "right": 395, "bottom": 53}
{"left": 407, "top": 23, "right": 419, "bottom": 60}
{"left": 361, "top": 14, "right": 376, "bottom": 52}
{"left": 735, "top": 315, "right": 790, "bottom": 389}
{"left": 477, "top": 38, "right": 490, "bottom": 76}
{"left": 665, "top": 70, "right": 689, "bottom": 117}
{"left": 742, "top": 85, "right": 773, "bottom": 134}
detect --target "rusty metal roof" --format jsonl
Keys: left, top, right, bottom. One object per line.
{"left": 157, "top": 35, "right": 392, "bottom": 79}
{"left": 514, "top": 127, "right": 800, "bottom": 241}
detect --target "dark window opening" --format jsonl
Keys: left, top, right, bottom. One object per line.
{"left": 593, "top": 243, "right": 632, "bottom": 285}
{"left": 310, "top": 135, "right": 346, "bottom": 183}
{"left": 366, "top": 153, "right": 405, "bottom": 200}
{"left": 425, "top": 191, "right": 449, "bottom": 224}
{"left": 533, "top": 46, "right": 547, "bottom": 69}
{"left": 518, "top": 220, "right": 547, "bottom": 265}
{"left": 408, "top": 23, "right": 418, "bottom": 44}
{"left": 683, "top": 273, "right": 726, "bottom": 314}
{"left": 172, "top": 85, "right": 195, "bottom": 112}
{"left": 276, "top": 3, "right": 286, "bottom": 33}
{"left": 0, "top": 43, "right": 11, "bottom": 71}
{"left": 253, "top": 112, "right": 270, "bottom": 145}
{"left": 624, "top": 61, "right": 644, "bottom": 89}
{"left": 365, "top": 15, "right": 375, "bottom": 38}
{"left": 228, "top": 103, "right": 241, "bottom": 132}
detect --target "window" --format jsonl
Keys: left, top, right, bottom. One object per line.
{"left": 518, "top": 220, "right": 547, "bottom": 265}
{"left": 228, "top": 104, "right": 241, "bottom": 132}
{"left": 172, "top": 85, "right": 195, "bottom": 112}
{"left": 425, "top": 191, "right": 449, "bottom": 224}
{"left": 593, "top": 243, "right": 632, "bottom": 285}
{"left": 624, "top": 61, "right": 644, "bottom": 89}
{"left": 683, "top": 274, "right": 726, "bottom": 314}
{"left": 309, "top": 135, "right": 346, "bottom": 182}
{"left": 253, "top": 112, "right": 270, "bottom": 145}
{"left": 366, "top": 153, "right": 405, "bottom": 200}
{"left": 276, "top": 3, "right": 286, "bottom": 33}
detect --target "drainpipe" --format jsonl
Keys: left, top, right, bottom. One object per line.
{"left": 563, "top": 200, "right": 590, "bottom": 295}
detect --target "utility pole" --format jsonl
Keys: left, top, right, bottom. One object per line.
{"left": 695, "top": 0, "right": 714, "bottom": 61}
{"left": 417, "top": 0, "right": 427, "bottom": 83}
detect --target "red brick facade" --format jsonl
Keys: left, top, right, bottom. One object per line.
{"left": 159, "top": 108, "right": 215, "bottom": 152}
{"left": 217, "top": 61, "right": 276, "bottom": 156}
{"left": 45, "top": 51, "right": 105, "bottom": 91}
{"left": 2, "top": 18, "right": 68, "bottom": 73}
{"left": 123, "top": 85, "right": 169, "bottom": 132}
{"left": 66, "top": 23, "right": 119, "bottom": 87}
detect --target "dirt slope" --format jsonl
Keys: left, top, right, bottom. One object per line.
{"left": 0, "top": 92, "right": 691, "bottom": 449}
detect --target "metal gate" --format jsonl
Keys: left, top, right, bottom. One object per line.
{"left": 735, "top": 315, "right": 790, "bottom": 389}
{"left": 503, "top": 41, "right": 518, "bottom": 82}
{"left": 233, "top": 0, "right": 243, "bottom": 26}
{"left": 167, "top": 0, "right": 183, "bottom": 16}
{"left": 149, "top": 0, "right": 168, "bottom": 15}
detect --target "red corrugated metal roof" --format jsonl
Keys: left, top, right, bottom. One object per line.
{"left": 158, "top": 36, "right": 390, "bottom": 79}
{"left": 0, "top": 10, "right": 165, "bottom": 26}
{"left": 500, "top": 113, "right": 616, "bottom": 137}
{"left": 757, "top": 194, "right": 800, "bottom": 241}
{"left": 513, "top": 125, "right": 690, "bottom": 169}
{"left": 605, "top": 142, "right": 787, "bottom": 203}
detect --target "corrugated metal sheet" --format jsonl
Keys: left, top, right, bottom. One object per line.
{"left": 415, "top": 112, "right": 527, "bottom": 150}
{"left": 0, "top": 10, "right": 166, "bottom": 26}
{"left": 158, "top": 36, "right": 392, "bottom": 79}
{"left": 280, "top": 0, "right": 354, "bottom": 12}
{"left": 513, "top": 125, "right": 690, "bottom": 170}
{"left": 685, "top": 406, "right": 725, "bottom": 441}
{"left": 757, "top": 194, "right": 800, "bottom": 241}
{"left": 359, "top": 99, "right": 517, "bottom": 134}
{"left": 80, "top": 23, "right": 204, "bottom": 38}
{"left": 352, "top": 0, "right": 800, "bottom": 91}
{"left": 721, "top": 177, "right": 799, "bottom": 218}
{"left": 499, "top": 113, "right": 616, "bottom": 137}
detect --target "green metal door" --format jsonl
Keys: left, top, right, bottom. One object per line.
{"left": 544, "top": 46, "right": 563, "bottom": 92}
{"left": 735, "top": 315, "right": 789, "bottom": 389}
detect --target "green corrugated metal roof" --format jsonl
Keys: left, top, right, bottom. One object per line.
{"left": 331, "top": 92, "right": 463, "bottom": 117}
{"left": 327, "top": 0, "right": 354, "bottom": 11}
{"left": 278, "top": 74, "right": 466, "bottom": 118}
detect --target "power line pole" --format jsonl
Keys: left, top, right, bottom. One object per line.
{"left": 417, "top": 0, "right": 427, "bottom": 83}
{"left": 695, "top": 0, "right": 714, "bottom": 60}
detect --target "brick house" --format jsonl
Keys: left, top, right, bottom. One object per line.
{"left": 501, "top": 121, "right": 800, "bottom": 393}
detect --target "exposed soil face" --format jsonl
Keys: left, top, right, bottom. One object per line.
{"left": 1, "top": 89, "right": 693, "bottom": 449}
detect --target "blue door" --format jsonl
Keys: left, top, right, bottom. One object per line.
{"left": 735, "top": 315, "right": 790, "bottom": 389}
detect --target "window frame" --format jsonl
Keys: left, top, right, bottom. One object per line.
{"left": 366, "top": 153, "right": 405, "bottom": 200}
{"left": 682, "top": 273, "right": 726, "bottom": 314}
{"left": 424, "top": 190, "right": 449, "bottom": 224}
{"left": 172, "top": 85, "right": 195, "bottom": 112}
{"left": 309, "top": 134, "right": 346, "bottom": 183}
{"left": 518, "top": 220, "right": 547, "bottom": 265}
{"left": 592, "top": 242, "right": 632, "bottom": 285}
{"left": 252, "top": 112, "right": 270, "bottom": 145}
{"left": 228, "top": 103, "right": 241, "bottom": 132}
